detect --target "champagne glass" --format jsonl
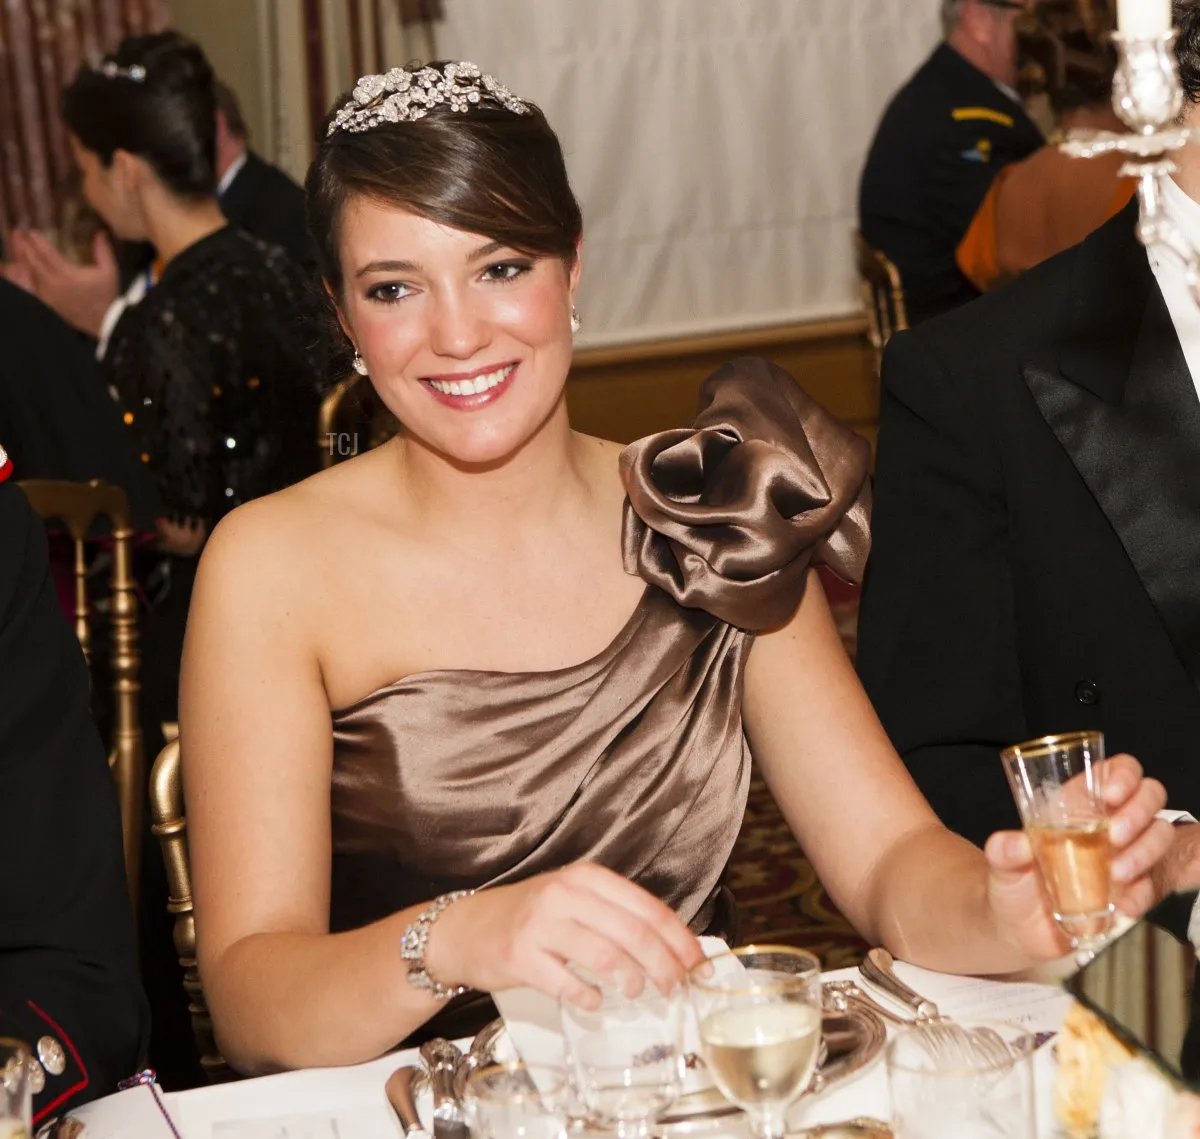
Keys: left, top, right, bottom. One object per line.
{"left": 462, "top": 1062, "right": 568, "bottom": 1139}
{"left": 1001, "top": 730, "right": 1114, "bottom": 962}
{"left": 688, "top": 945, "right": 823, "bottom": 1139}
{"left": 0, "top": 1040, "right": 30, "bottom": 1139}
{"left": 560, "top": 984, "right": 682, "bottom": 1139}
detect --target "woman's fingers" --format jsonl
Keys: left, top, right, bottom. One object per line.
{"left": 1112, "top": 818, "right": 1175, "bottom": 887}
{"left": 563, "top": 863, "right": 705, "bottom": 971}
{"left": 983, "top": 829, "right": 1033, "bottom": 875}
{"left": 1099, "top": 754, "right": 1145, "bottom": 810}
{"left": 1108, "top": 776, "right": 1167, "bottom": 847}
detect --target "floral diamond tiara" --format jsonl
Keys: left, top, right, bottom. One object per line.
{"left": 327, "top": 61, "right": 528, "bottom": 136}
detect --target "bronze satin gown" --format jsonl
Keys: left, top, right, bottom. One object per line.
{"left": 328, "top": 357, "right": 871, "bottom": 1041}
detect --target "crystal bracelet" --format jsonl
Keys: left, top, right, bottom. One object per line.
{"left": 400, "top": 889, "right": 476, "bottom": 1001}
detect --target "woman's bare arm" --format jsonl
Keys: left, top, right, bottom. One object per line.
{"left": 743, "top": 570, "right": 1171, "bottom": 975}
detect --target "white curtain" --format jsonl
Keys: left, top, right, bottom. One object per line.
{"left": 433, "top": 0, "right": 940, "bottom": 346}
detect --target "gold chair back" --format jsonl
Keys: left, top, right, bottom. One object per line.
{"left": 149, "top": 737, "right": 232, "bottom": 1080}
{"left": 18, "top": 478, "right": 144, "bottom": 907}
{"left": 853, "top": 231, "right": 910, "bottom": 375}
{"left": 317, "top": 372, "right": 400, "bottom": 469}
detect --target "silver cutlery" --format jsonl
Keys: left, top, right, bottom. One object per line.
{"left": 823, "top": 980, "right": 912, "bottom": 1027}
{"left": 859, "top": 948, "right": 942, "bottom": 1021}
{"left": 385, "top": 1065, "right": 426, "bottom": 1135}
{"left": 419, "top": 1037, "right": 469, "bottom": 1139}
{"left": 859, "top": 948, "right": 1012, "bottom": 1068}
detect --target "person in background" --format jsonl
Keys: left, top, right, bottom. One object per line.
{"left": 859, "top": 0, "right": 1043, "bottom": 324}
{"left": 3, "top": 77, "right": 312, "bottom": 341}
{"left": 956, "top": 19, "right": 1134, "bottom": 291}
{"left": 58, "top": 29, "right": 324, "bottom": 1088}
{"left": 212, "top": 79, "right": 313, "bottom": 270}
{"left": 857, "top": 0, "right": 1200, "bottom": 895}
{"left": 0, "top": 278, "right": 159, "bottom": 529}
{"left": 0, "top": 478, "right": 148, "bottom": 1129}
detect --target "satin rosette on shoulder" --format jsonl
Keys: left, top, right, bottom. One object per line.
{"left": 620, "top": 357, "right": 872, "bottom": 631}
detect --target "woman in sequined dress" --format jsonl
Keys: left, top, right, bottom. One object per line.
{"left": 179, "top": 62, "right": 1175, "bottom": 1074}
{"left": 59, "top": 31, "right": 323, "bottom": 1088}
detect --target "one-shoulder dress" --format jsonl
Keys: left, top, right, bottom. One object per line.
{"left": 328, "top": 358, "right": 872, "bottom": 1040}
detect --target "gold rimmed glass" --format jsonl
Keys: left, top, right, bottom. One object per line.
{"left": 688, "top": 945, "right": 822, "bottom": 1139}
{"left": 0, "top": 1039, "right": 30, "bottom": 1139}
{"left": 1001, "top": 730, "right": 1114, "bottom": 962}
{"left": 462, "top": 1062, "right": 568, "bottom": 1139}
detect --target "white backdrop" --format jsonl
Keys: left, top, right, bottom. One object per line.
{"left": 434, "top": 1, "right": 940, "bottom": 346}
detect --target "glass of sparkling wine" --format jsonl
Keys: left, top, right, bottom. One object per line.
{"left": 688, "top": 946, "right": 823, "bottom": 1139}
{"left": 560, "top": 983, "right": 682, "bottom": 1139}
{"left": 1001, "top": 730, "right": 1114, "bottom": 962}
{"left": 0, "top": 1039, "right": 31, "bottom": 1139}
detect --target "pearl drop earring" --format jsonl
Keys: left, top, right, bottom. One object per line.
{"left": 352, "top": 351, "right": 368, "bottom": 376}
{"left": 570, "top": 307, "right": 581, "bottom": 334}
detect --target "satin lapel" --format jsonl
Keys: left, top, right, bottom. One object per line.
{"left": 1023, "top": 211, "right": 1200, "bottom": 689}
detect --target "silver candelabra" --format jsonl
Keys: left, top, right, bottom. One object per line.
{"left": 1061, "top": 29, "right": 1199, "bottom": 300}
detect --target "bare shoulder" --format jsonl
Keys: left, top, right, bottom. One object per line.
{"left": 196, "top": 452, "right": 389, "bottom": 613}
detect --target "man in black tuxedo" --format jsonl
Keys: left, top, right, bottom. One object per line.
{"left": 0, "top": 480, "right": 148, "bottom": 1127}
{"left": 858, "top": 0, "right": 1200, "bottom": 887}
{"left": 212, "top": 80, "right": 313, "bottom": 271}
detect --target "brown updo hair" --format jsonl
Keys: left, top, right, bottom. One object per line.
{"left": 306, "top": 63, "right": 583, "bottom": 297}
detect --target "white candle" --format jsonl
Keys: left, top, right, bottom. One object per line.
{"left": 1117, "top": 0, "right": 1172, "bottom": 37}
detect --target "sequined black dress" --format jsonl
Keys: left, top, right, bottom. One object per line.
{"left": 104, "top": 225, "right": 324, "bottom": 524}
{"left": 104, "top": 229, "right": 328, "bottom": 1088}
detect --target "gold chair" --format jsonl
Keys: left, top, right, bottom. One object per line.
{"left": 853, "top": 231, "right": 910, "bottom": 375}
{"left": 317, "top": 372, "right": 400, "bottom": 469}
{"left": 149, "top": 737, "right": 232, "bottom": 1081}
{"left": 18, "top": 478, "right": 144, "bottom": 907}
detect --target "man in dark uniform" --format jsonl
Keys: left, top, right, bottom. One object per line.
{"left": 859, "top": 0, "right": 1043, "bottom": 325}
{"left": 0, "top": 473, "right": 149, "bottom": 1129}
{"left": 858, "top": 0, "right": 1200, "bottom": 892}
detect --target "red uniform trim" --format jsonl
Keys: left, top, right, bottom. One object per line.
{"left": 27, "top": 1000, "right": 88, "bottom": 1126}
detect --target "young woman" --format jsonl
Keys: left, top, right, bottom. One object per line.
{"left": 181, "top": 62, "right": 1173, "bottom": 1075}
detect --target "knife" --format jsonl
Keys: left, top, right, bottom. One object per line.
{"left": 385, "top": 1065, "right": 426, "bottom": 1135}
{"left": 858, "top": 947, "right": 941, "bottom": 1021}
{"left": 419, "top": 1037, "right": 470, "bottom": 1139}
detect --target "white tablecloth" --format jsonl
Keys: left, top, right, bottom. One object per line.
{"left": 69, "top": 960, "right": 1075, "bottom": 1138}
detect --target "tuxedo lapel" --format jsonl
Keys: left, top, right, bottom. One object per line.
{"left": 1023, "top": 207, "right": 1200, "bottom": 689}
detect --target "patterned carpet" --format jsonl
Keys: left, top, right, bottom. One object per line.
{"left": 724, "top": 579, "right": 870, "bottom": 970}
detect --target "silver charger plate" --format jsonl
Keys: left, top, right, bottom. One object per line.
{"left": 433, "top": 996, "right": 887, "bottom": 1135}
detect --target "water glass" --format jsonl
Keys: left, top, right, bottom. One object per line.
{"left": 1001, "top": 730, "right": 1114, "bottom": 960}
{"left": 688, "top": 946, "right": 823, "bottom": 1139}
{"left": 560, "top": 984, "right": 683, "bottom": 1139}
{"left": 0, "top": 1040, "right": 30, "bottom": 1139}
{"left": 462, "top": 1062, "right": 568, "bottom": 1139}
{"left": 887, "top": 1019, "right": 1035, "bottom": 1139}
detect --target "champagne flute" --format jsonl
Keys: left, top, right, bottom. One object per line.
{"left": 688, "top": 945, "right": 823, "bottom": 1139}
{"left": 462, "top": 1062, "right": 568, "bottom": 1139}
{"left": 560, "top": 984, "right": 682, "bottom": 1139}
{"left": 0, "top": 1040, "right": 30, "bottom": 1139}
{"left": 1001, "top": 730, "right": 1114, "bottom": 963}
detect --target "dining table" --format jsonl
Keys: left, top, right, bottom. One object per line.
{"left": 67, "top": 956, "right": 1076, "bottom": 1139}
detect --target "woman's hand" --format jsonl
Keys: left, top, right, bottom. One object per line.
{"left": 983, "top": 754, "right": 1174, "bottom": 959}
{"left": 425, "top": 863, "right": 705, "bottom": 1008}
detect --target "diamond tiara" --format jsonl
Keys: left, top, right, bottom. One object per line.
{"left": 327, "top": 61, "right": 528, "bottom": 136}
{"left": 95, "top": 59, "right": 147, "bottom": 82}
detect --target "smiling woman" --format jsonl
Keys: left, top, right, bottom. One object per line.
{"left": 179, "top": 59, "right": 1176, "bottom": 1078}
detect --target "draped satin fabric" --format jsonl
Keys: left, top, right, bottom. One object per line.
{"left": 329, "top": 358, "right": 872, "bottom": 939}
